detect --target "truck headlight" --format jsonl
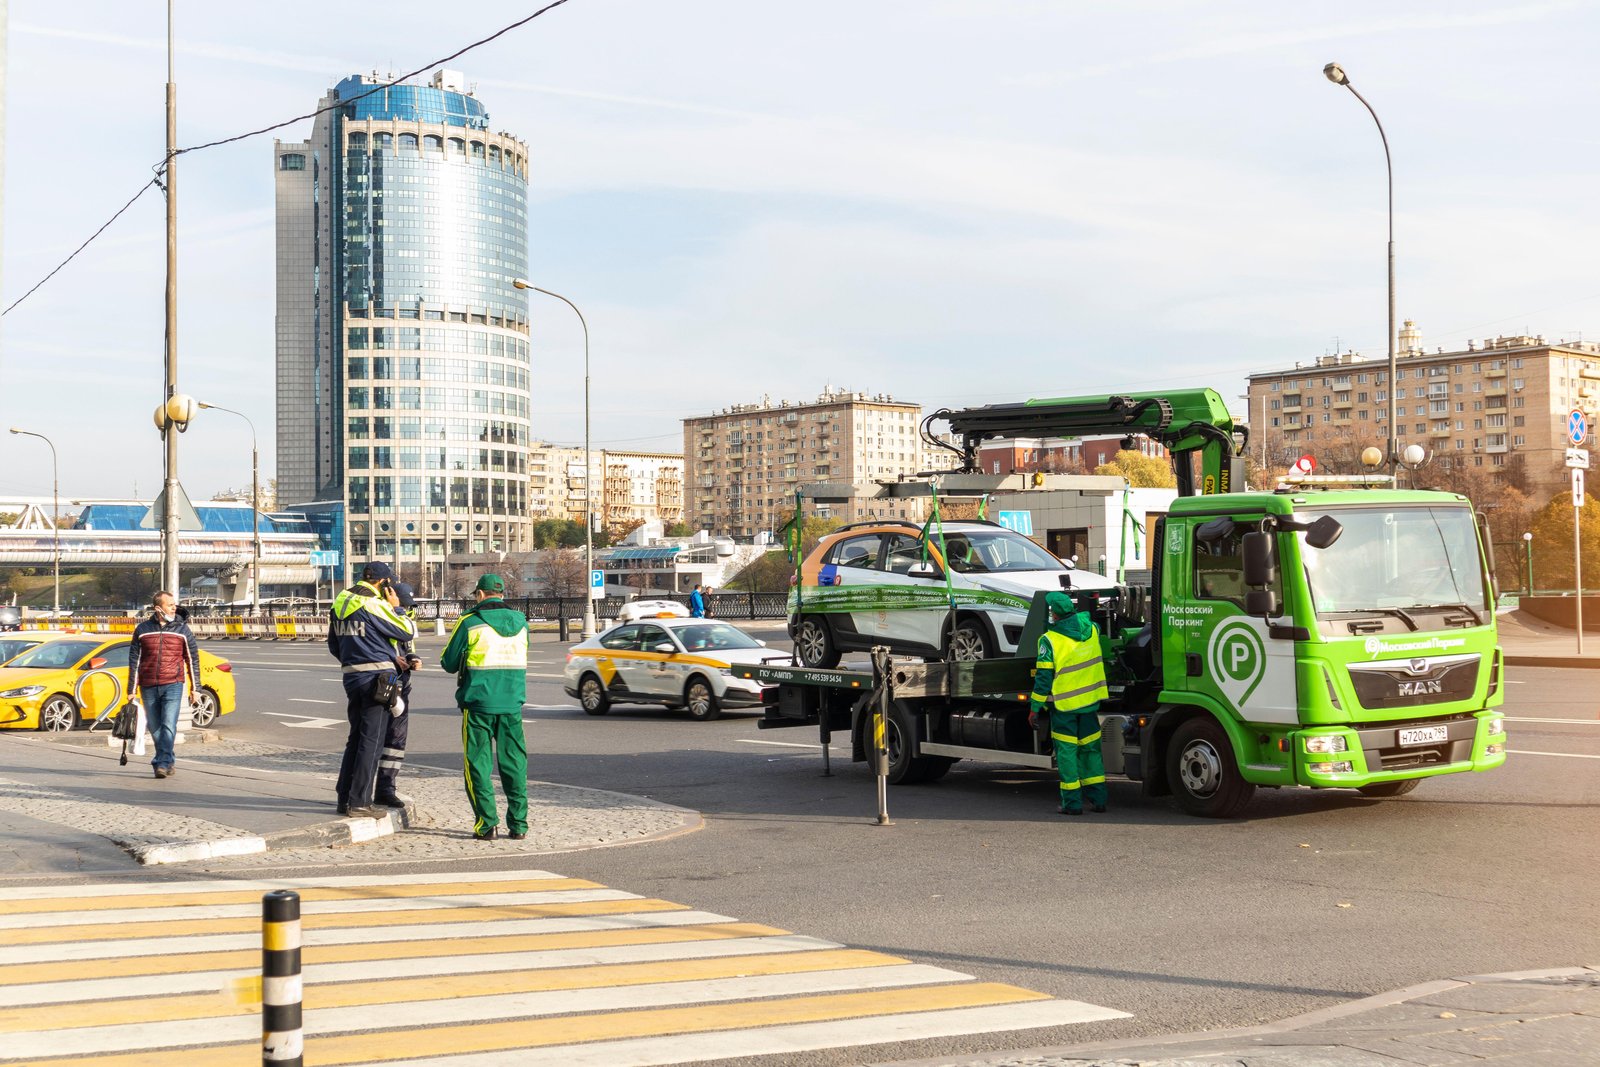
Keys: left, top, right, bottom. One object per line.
{"left": 1303, "top": 734, "right": 1348, "bottom": 754}
{"left": 1308, "top": 761, "right": 1354, "bottom": 774}
{"left": 0, "top": 686, "right": 45, "bottom": 698}
{"left": 1486, "top": 718, "right": 1505, "bottom": 736}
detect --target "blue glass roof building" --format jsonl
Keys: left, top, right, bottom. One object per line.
{"left": 274, "top": 69, "right": 531, "bottom": 586}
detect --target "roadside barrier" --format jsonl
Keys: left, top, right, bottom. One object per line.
{"left": 12, "top": 615, "right": 330, "bottom": 641}
{"left": 261, "top": 890, "right": 304, "bottom": 1067}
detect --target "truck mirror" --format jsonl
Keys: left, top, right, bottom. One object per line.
{"left": 1304, "top": 515, "right": 1343, "bottom": 550}
{"left": 1242, "top": 531, "right": 1276, "bottom": 587}
{"left": 1245, "top": 589, "right": 1280, "bottom": 618}
{"left": 1195, "top": 517, "right": 1236, "bottom": 544}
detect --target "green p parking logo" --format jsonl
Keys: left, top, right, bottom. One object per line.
{"left": 1208, "top": 618, "right": 1266, "bottom": 709}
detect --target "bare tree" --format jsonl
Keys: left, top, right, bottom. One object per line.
{"left": 533, "top": 549, "right": 586, "bottom": 598}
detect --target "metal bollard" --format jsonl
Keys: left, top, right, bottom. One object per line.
{"left": 262, "top": 890, "right": 304, "bottom": 1067}
{"left": 869, "top": 646, "right": 892, "bottom": 826}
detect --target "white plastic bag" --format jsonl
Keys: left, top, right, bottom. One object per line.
{"left": 132, "top": 699, "right": 148, "bottom": 756}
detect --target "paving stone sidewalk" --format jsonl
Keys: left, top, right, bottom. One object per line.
{"left": 0, "top": 734, "right": 700, "bottom": 869}
{"left": 883, "top": 967, "right": 1600, "bottom": 1066}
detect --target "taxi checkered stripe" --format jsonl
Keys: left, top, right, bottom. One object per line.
{"left": 0, "top": 870, "right": 1127, "bottom": 1065}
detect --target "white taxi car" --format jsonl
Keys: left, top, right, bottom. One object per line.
{"left": 564, "top": 618, "right": 792, "bottom": 721}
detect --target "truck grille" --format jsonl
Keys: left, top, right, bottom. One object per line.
{"left": 1346, "top": 653, "right": 1481, "bottom": 711}
{"left": 1354, "top": 714, "right": 1478, "bottom": 771}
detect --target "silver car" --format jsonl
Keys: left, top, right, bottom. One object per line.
{"left": 563, "top": 618, "right": 792, "bottom": 721}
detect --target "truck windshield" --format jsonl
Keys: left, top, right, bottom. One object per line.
{"left": 1298, "top": 506, "right": 1486, "bottom": 623}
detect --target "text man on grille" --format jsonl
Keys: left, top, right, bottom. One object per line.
{"left": 328, "top": 562, "right": 416, "bottom": 819}
{"left": 1028, "top": 591, "right": 1110, "bottom": 816}
{"left": 440, "top": 574, "right": 529, "bottom": 841}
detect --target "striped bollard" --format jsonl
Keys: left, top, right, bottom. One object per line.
{"left": 262, "top": 890, "right": 304, "bottom": 1067}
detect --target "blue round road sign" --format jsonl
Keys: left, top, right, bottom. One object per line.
{"left": 1569, "top": 409, "right": 1588, "bottom": 447}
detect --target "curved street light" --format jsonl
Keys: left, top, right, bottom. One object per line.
{"left": 197, "top": 402, "right": 262, "bottom": 615}
{"left": 9, "top": 428, "right": 60, "bottom": 618}
{"left": 1324, "top": 62, "right": 1397, "bottom": 472}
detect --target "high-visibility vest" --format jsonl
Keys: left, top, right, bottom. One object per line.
{"left": 1042, "top": 628, "right": 1109, "bottom": 712}
{"left": 464, "top": 620, "right": 529, "bottom": 669}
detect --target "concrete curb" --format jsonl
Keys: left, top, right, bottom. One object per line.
{"left": 132, "top": 800, "right": 420, "bottom": 865}
{"left": 873, "top": 964, "right": 1600, "bottom": 1066}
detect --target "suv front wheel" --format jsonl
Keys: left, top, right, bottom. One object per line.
{"left": 945, "top": 618, "right": 993, "bottom": 661}
{"left": 793, "top": 616, "right": 841, "bottom": 669}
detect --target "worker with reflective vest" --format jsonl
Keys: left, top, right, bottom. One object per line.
{"left": 328, "top": 562, "right": 417, "bottom": 818}
{"left": 440, "top": 573, "right": 529, "bottom": 841}
{"left": 1028, "top": 591, "right": 1110, "bottom": 815}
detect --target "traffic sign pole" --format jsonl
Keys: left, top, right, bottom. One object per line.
{"left": 1570, "top": 410, "right": 1588, "bottom": 654}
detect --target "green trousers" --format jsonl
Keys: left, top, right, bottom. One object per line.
{"left": 461, "top": 707, "right": 528, "bottom": 836}
{"left": 1050, "top": 707, "right": 1107, "bottom": 813}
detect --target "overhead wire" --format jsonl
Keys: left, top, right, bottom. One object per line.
{"left": 0, "top": 0, "right": 574, "bottom": 318}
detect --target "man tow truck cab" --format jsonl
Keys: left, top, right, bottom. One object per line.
{"left": 747, "top": 389, "right": 1506, "bottom": 817}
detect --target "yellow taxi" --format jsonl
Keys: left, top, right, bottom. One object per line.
{"left": 0, "top": 634, "right": 237, "bottom": 733}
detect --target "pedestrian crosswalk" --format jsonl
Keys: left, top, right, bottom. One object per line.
{"left": 0, "top": 870, "right": 1128, "bottom": 1066}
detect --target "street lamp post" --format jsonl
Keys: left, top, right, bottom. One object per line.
{"left": 8, "top": 428, "right": 59, "bottom": 617}
{"left": 1523, "top": 531, "right": 1534, "bottom": 596}
{"left": 513, "top": 279, "right": 595, "bottom": 637}
{"left": 1323, "top": 62, "right": 1397, "bottom": 471}
{"left": 197, "top": 402, "right": 261, "bottom": 614}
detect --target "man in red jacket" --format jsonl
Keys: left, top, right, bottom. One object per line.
{"left": 126, "top": 591, "right": 201, "bottom": 779}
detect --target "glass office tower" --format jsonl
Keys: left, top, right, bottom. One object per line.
{"left": 275, "top": 69, "right": 531, "bottom": 588}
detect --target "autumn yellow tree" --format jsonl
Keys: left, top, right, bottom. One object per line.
{"left": 1093, "top": 450, "right": 1176, "bottom": 488}
{"left": 1528, "top": 492, "right": 1600, "bottom": 590}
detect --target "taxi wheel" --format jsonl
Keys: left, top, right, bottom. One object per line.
{"left": 39, "top": 696, "right": 79, "bottom": 733}
{"left": 794, "top": 617, "right": 840, "bottom": 669}
{"left": 684, "top": 677, "right": 721, "bottom": 722}
{"left": 946, "top": 619, "right": 992, "bottom": 662}
{"left": 190, "top": 689, "right": 219, "bottom": 728}
{"left": 579, "top": 674, "right": 610, "bottom": 716}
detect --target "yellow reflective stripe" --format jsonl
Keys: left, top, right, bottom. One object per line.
{"left": 1055, "top": 656, "right": 1104, "bottom": 674}
{"left": 1082, "top": 775, "right": 1106, "bottom": 785}
{"left": 1050, "top": 732, "right": 1080, "bottom": 745}
{"left": 1080, "top": 731, "right": 1102, "bottom": 745}
{"left": 1059, "top": 780, "right": 1081, "bottom": 790}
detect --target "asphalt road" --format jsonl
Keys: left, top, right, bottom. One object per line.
{"left": 168, "top": 632, "right": 1600, "bottom": 1064}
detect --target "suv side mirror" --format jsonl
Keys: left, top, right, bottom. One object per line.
{"left": 1242, "top": 531, "right": 1277, "bottom": 587}
{"left": 907, "top": 562, "right": 937, "bottom": 578}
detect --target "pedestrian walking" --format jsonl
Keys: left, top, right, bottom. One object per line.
{"left": 126, "top": 591, "right": 200, "bottom": 779}
{"left": 374, "top": 581, "right": 424, "bottom": 807}
{"left": 688, "top": 583, "right": 706, "bottom": 618}
{"left": 1028, "top": 591, "right": 1110, "bottom": 815}
{"left": 440, "top": 574, "right": 529, "bottom": 841}
{"left": 328, "top": 563, "right": 417, "bottom": 819}
{"left": 702, "top": 586, "right": 715, "bottom": 618}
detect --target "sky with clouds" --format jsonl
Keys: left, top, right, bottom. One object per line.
{"left": 2, "top": 0, "right": 1597, "bottom": 501}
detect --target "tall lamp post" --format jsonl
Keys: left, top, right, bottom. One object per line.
{"left": 197, "top": 402, "right": 261, "bottom": 615}
{"left": 1523, "top": 531, "right": 1534, "bottom": 596}
{"left": 1323, "top": 62, "right": 1397, "bottom": 471}
{"left": 8, "top": 428, "right": 59, "bottom": 617}
{"left": 513, "top": 278, "right": 595, "bottom": 637}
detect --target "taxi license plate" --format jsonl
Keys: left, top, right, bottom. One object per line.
{"left": 1397, "top": 725, "right": 1448, "bottom": 746}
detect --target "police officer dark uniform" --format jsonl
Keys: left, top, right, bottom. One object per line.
{"left": 328, "top": 562, "right": 417, "bottom": 818}
{"left": 374, "top": 581, "right": 423, "bottom": 806}
{"left": 1028, "top": 591, "right": 1111, "bottom": 815}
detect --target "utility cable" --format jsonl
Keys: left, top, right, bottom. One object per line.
{"left": 1, "top": 0, "right": 574, "bottom": 317}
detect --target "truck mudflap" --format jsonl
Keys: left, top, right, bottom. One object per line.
{"left": 1289, "top": 711, "right": 1506, "bottom": 787}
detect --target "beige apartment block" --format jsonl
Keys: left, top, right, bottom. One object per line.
{"left": 683, "top": 389, "right": 956, "bottom": 537}
{"left": 1247, "top": 326, "right": 1600, "bottom": 501}
{"left": 528, "top": 443, "right": 684, "bottom": 528}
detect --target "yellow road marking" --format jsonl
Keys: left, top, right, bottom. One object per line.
{"left": 0, "top": 949, "right": 904, "bottom": 1031}
{"left": 3, "top": 899, "right": 687, "bottom": 946}
{"left": 10, "top": 983, "right": 1047, "bottom": 1067}
{"left": 0, "top": 921, "right": 784, "bottom": 987}
{"left": 0, "top": 878, "right": 598, "bottom": 916}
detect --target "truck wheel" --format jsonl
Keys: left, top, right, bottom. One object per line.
{"left": 683, "top": 677, "right": 722, "bottom": 722}
{"left": 880, "top": 701, "right": 947, "bottom": 785}
{"left": 794, "top": 616, "right": 841, "bottom": 669}
{"left": 1357, "top": 779, "right": 1420, "bottom": 798}
{"left": 578, "top": 674, "right": 610, "bottom": 716}
{"left": 1167, "top": 716, "right": 1255, "bottom": 818}
{"left": 945, "top": 618, "right": 992, "bottom": 662}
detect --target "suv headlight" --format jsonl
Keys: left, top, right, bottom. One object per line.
{"left": 0, "top": 685, "right": 46, "bottom": 698}
{"left": 1303, "top": 734, "right": 1348, "bottom": 754}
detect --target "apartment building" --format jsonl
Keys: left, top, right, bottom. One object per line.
{"left": 1246, "top": 325, "right": 1600, "bottom": 499}
{"left": 527, "top": 443, "right": 684, "bottom": 528}
{"left": 683, "top": 389, "right": 951, "bottom": 537}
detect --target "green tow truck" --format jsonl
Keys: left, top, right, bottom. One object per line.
{"left": 742, "top": 389, "right": 1507, "bottom": 817}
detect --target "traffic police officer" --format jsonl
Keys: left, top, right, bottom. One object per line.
{"left": 1028, "top": 591, "right": 1110, "bottom": 815}
{"left": 328, "top": 562, "right": 417, "bottom": 818}
{"left": 375, "top": 581, "right": 423, "bottom": 807}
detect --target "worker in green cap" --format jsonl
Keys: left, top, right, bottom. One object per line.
{"left": 1028, "top": 591, "right": 1110, "bottom": 815}
{"left": 440, "top": 573, "right": 529, "bottom": 840}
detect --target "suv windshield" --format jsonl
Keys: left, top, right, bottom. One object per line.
{"left": 942, "top": 529, "right": 1064, "bottom": 574}
{"left": 671, "top": 622, "right": 762, "bottom": 652}
{"left": 1299, "top": 506, "right": 1487, "bottom": 624}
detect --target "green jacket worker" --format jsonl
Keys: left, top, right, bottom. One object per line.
{"left": 441, "top": 574, "right": 530, "bottom": 841}
{"left": 1028, "top": 591, "right": 1111, "bottom": 816}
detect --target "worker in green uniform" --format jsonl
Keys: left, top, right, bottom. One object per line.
{"left": 440, "top": 574, "right": 530, "bottom": 841}
{"left": 1028, "top": 591, "right": 1110, "bottom": 815}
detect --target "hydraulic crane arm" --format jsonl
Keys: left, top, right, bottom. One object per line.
{"left": 926, "top": 389, "right": 1247, "bottom": 497}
